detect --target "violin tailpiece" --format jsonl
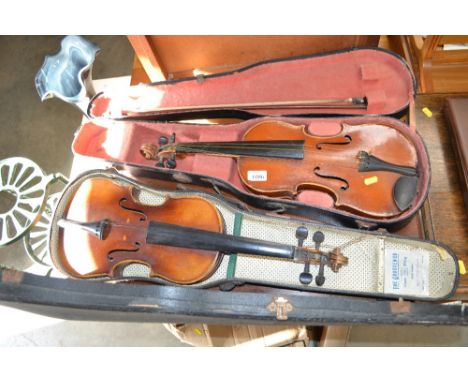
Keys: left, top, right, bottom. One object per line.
{"left": 358, "top": 151, "right": 417, "bottom": 177}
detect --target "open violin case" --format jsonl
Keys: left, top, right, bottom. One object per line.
{"left": 50, "top": 169, "right": 458, "bottom": 301}
{"left": 66, "top": 43, "right": 429, "bottom": 231}
{"left": 1, "top": 36, "right": 466, "bottom": 326}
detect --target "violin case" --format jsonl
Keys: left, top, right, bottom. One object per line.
{"left": 64, "top": 45, "right": 429, "bottom": 231}
{"left": 48, "top": 168, "right": 459, "bottom": 302}
{"left": 2, "top": 36, "right": 465, "bottom": 326}
{"left": 1, "top": 166, "right": 462, "bottom": 325}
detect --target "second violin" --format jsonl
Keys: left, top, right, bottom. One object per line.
{"left": 57, "top": 178, "right": 348, "bottom": 287}
{"left": 141, "top": 120, "right": 419, "bottom": 218}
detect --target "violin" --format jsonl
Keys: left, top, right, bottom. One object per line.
{"left": 57, "top": 178, "right": 348, "bottom": 286}
{"left": 141, "top": 120, "right": 418, "bottom": 218}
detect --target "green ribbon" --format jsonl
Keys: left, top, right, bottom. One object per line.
{"left": 226, "top": 212, "right": 243, "bottom": 279}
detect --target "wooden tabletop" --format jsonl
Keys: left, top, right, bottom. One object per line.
{"left": 415, "top": 93, "right": 468, "bottom": 292}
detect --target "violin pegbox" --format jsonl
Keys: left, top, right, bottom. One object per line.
{"left": 140, "top": 133, "right": 177, "bottom": 169}
{"left": 295, "top": 227, "right": 331, "bottom": 287}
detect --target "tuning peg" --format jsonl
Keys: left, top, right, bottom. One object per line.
{"left": 312, "top": 230, "right": 325, "bottom": 250}
{"left": 159, "top": 136, "right": 168, "bottom": 145}
{"left": 296, "top": 226, "right": 312, "bottom": 285}
{"left": 315, "top": 257, "right": 326, "bottom": 286}
{"left": 166, "top": 159, "right": 177, "bottom": 169}
{"left": 315, "top": 275, "right": 325, "bottom": 286}
{"left": 295, "top": 226, "right": 308, "bottom": 247}
{"left": 155, "top": 158, "right": 166, "bottom": 168}
{"left": 299, "top": 262, "right": 313, "bottom": 285}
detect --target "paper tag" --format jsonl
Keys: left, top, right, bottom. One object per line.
{"left": 247, "top": 170, "right": 267, "bottom": 182}
{"left": 384, "top": 250, "right": 429, "bottom": 296}
{"left": 459, "top": 260, "right": 466, "bottom": 275}
{"left": 422, "top": 107, "right": 433, "bottom": 118}
{"left": 193, "top": 328, "right": 203, "bottom": 336}
{"left": 364, "top": 176, "right": 378, "bottom": 186}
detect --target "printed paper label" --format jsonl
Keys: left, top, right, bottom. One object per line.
{"left": 384, "top": 249, "right": 429, "bottom": 296}
{"left": 247, "top": 170, "right": 268, "bottom": 182}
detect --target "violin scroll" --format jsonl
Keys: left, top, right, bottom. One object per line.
{"left": 140, "top": 143, "right": 158, "bottom": 161}
{"left": 326, "top": 248, "right": 349, "bottom": 272}
{"left": 139, "top": 133, "right": 178, "bottom": 168}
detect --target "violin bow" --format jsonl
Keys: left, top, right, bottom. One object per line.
{"left": 127, "top": 97, "right": 368, "bottom": 115}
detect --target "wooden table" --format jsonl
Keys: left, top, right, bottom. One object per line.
{"left": 415, "top": 93, "right": 468, "bottom": 293}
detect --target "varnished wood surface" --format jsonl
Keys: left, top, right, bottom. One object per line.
{"left": 60, "top": 178, "right": 224, "bottom": 284}
{"left": 387, "top": 36, "right": 468, "bottom": 93}
{"left": 237, "top": 120, "right": 418, "bottom": 219}
{"left": 415, "top": 93, "right": 468, "bottom": 291}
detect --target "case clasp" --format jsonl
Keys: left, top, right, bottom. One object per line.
{"left": 267, "top": 296, "right": 293, "bottom": 321}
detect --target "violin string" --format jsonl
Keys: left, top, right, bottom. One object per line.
{"left": 176, "top": 145, "right": 359, "bottom": 155}
{"left": 179, "top": 155, "right": 362, "bottom": 172}
{"left": 67, "top": 219, "right": 342, "bottom": 257}
{"left": 161, "top": 125, "right": 414, "bottom": 158}
{"left": 165, "top": 143, "right": 417, "bottom": 170}
{"left": 168, "top": 145, "right": 365, "bottom": 171}
{"left": 175, "top": 143, "right": 413, "bottom": 157}
{"left": 334, "top": 235, "right": 367, "bottom": 250}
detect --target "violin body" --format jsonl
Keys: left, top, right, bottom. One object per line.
{"left": 237, "top": 121, "right": 418, "bottom": 217}
{"left": 61, "top": 178, "right": 224, "bottom": 284}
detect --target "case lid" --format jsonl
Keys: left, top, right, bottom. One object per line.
{"left": 90, "top": 48, "right": 416, "bottom": 120}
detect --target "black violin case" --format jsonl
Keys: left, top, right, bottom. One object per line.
{"left": 1, "top": 36, "right": 465, "bottom": 326}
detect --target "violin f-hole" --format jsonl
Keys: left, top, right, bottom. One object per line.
{"left": 314, "top": 167, "right": 349, "bottom": 190}
{"left": 107, "top": 243, "right": 141, "bottom": 263}
{"left": 316, "top": 135, "right": 352, "bottom": 150}
{"left": 119, "top": 197, "right": 148, "bottom": 221}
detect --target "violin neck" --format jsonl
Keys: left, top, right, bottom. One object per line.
{"left": 174, "top": 140, "right": 305, "bottom": 159}
{"left": 146, "top": 221, "right": 298, "bottom": 260}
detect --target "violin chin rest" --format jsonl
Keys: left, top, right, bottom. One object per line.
{"left": 393, "top": 175, "right": 418, "bottom": 211}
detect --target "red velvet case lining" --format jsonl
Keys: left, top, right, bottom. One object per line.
{"left": 89, "top": 48, "right": 415, "bottom": 119}
{"left": 75, "top": 48, "right": 425, "bottom": 224}
{"left": 72, "top": 115, "right": 430, "bottom": 222}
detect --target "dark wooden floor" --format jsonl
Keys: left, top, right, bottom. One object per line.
{"left": 415, "top": 93, "right": 468, "bottom": 292}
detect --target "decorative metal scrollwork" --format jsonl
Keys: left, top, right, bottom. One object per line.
{"left": 23, "top": 192, "right": 62, "bottom": 267}
{"left": 0, "top": 157, "right": 67, "bottom": 249}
